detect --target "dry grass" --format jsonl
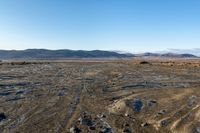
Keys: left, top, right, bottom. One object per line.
{"left": 0, "top": 59, "right": 200, "bottom": 133}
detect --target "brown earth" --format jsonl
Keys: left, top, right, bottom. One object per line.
{"left": 0, "top": 59, "right": 200, "bottom": 133}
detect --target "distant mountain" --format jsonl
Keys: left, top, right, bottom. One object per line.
{"left": 136, "top": 52, "right": 160, "bottom": 57}
{"left": 0, "top": 49, "right": 134, "bottom": 59}
{"left": 160, "top": 53, "right": 197, "bottom": 58}
{"left": 135, "top": 52, "right": 197, "bottom": 58}
{"left": 0, "top": 49, "right": 198, "bottom": 59}
{"left": 157, "top": 48, "right": 200, "bottom": 56}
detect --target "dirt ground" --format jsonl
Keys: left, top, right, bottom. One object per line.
{"left": 0, "top": 59, "right": 200, "bottom": 133}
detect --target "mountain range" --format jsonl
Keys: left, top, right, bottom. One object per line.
{"left": 0, "top": 49, "right": 198, "bottom": 59}
{"left": 0, "top": 49, "right": 132, "bottom": 59}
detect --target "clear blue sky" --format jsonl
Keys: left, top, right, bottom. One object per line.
{"left": 0, "top": 0, "right": 200, "bottom": 52}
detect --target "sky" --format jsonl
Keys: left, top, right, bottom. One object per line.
{"left": 0, "top": 0, "right": 200, "bottom": 52}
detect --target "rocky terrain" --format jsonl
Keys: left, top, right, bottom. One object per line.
{"left": 0, "top": 59, "right": 200, "bottom": 133}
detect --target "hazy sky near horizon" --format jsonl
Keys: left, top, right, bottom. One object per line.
{"left": 0, "top": 0, "right": 200, "bottom": 52}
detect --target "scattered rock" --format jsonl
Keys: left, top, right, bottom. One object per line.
{"left": 110, "top": 96, "right": 121, "bottom": 101}
{"left": 97, "top": 113, "right": 106, "bottom": 118}
{"left": 70, "top": 125, "right": 81, "bottom": 133}
{"left": 0, "top": 113, "right": 6, "bottom": 122}
{"left": 100, "top": 114, "right": 106, "bottom": 118}
{"left": 79, "top": 117, "right": 95, "bottom": 127}
{"left": 157, "top": 109, "right": 166, "bottom": 115}
{"left": 147, "top": 100, "right": 157, "bottom": 107}
{"left": 141, "top": 122, "right": 149, "bottom": 127}
{"left": 89, "top": 126, "right": 96, "bottom": 130}
{"left": 124, "top": 113, "right": 129, "bottom": 117}
{"left": 58, "top": 91, "right": 66, "bottom": 96}
{"left": 123, "top": 128, "right": 132, "bottom": 133}
{"left": 160, "top": 118, "right": 170, "bottom": 127}
{"left": 188, "top": 95, "right": 197, "bottom": 106}
{"left": 124, "top": 123, "right": 129, "bottom": 127}
{"left": 99, "top": 127, "right": 113, "bottom": 133}
{"left": 16, "top": 90, "right": 24, "bottom": 95}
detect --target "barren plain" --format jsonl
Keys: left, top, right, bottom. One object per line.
{"left": 1, "top": 59, "right": 200, "bottom": 133}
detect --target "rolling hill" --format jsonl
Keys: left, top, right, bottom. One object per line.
{"left": 0, "top": 49, "right": 134, "bottom": 59}
{"left": 0, "top": 49, "right": 198, "bottom": 59}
